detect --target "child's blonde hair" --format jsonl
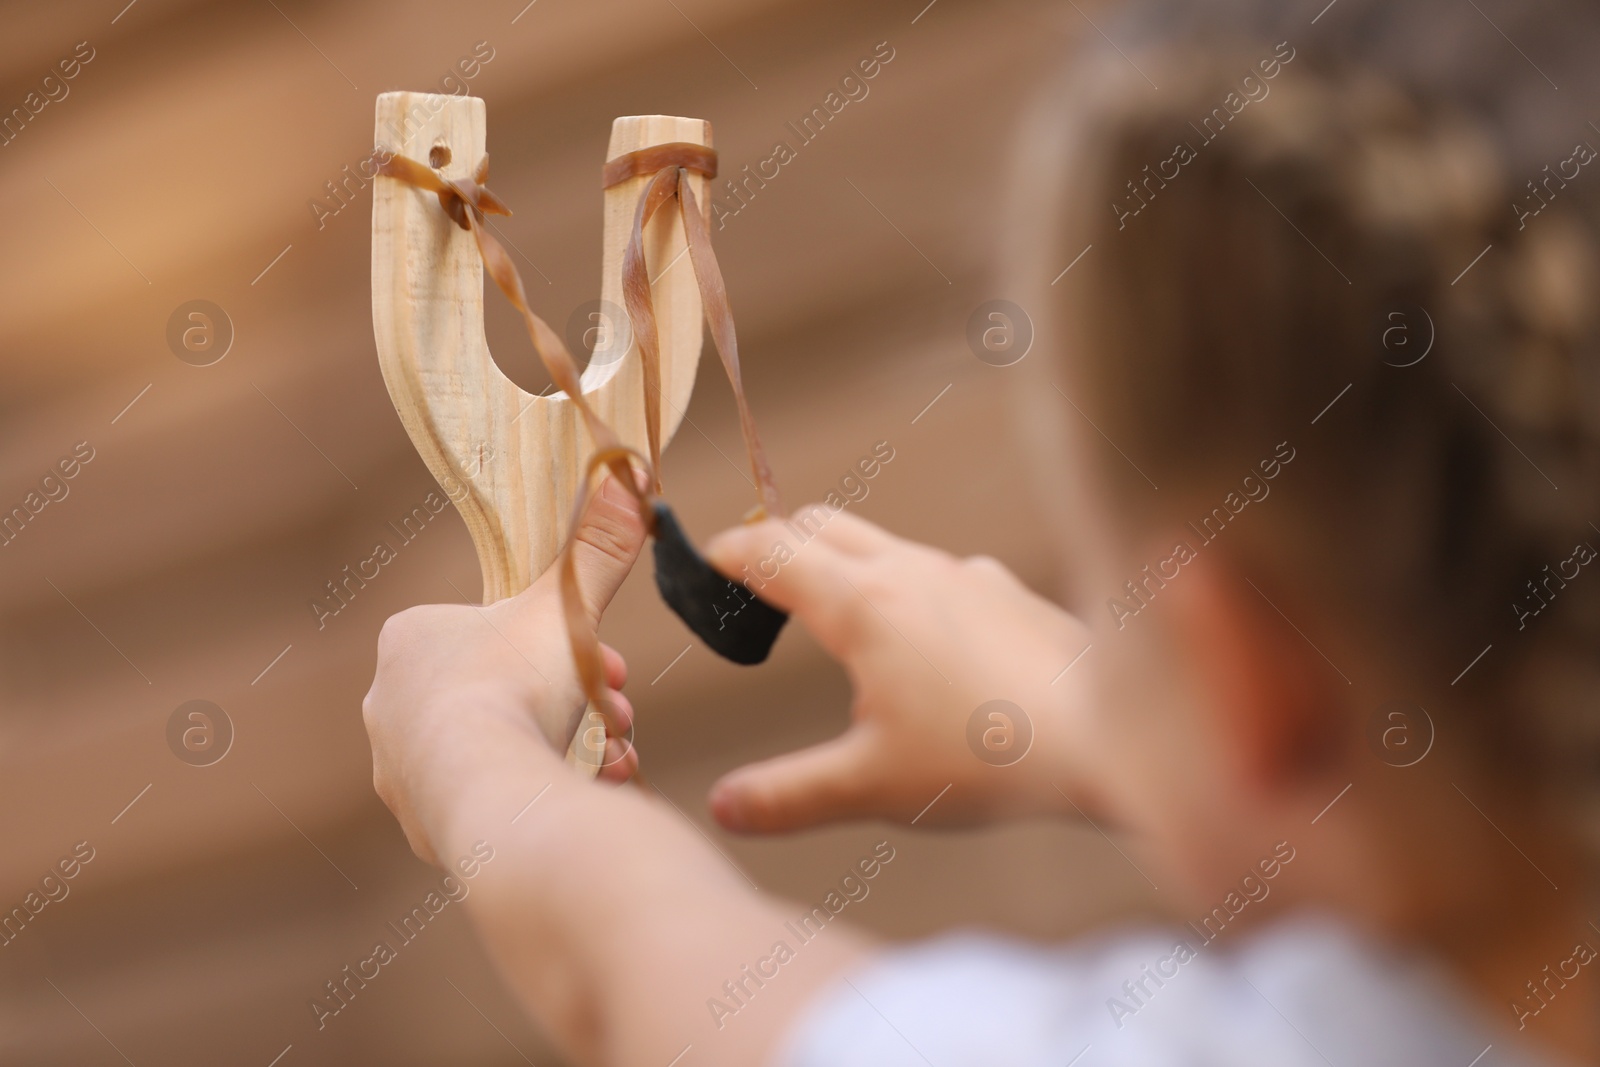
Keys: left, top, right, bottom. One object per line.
{"left": 1006, "top": 46, "right": 1600, "bottom": 843}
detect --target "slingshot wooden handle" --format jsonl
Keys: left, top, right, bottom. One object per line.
{"left": 371, "top": 94, "right": 711, "bottom": 773}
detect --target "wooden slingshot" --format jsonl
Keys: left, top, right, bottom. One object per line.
{"left": 371, "top": 93, "right": 784, "bottom": 777}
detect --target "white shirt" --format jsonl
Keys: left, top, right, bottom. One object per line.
{"left": 779, "top": 915, "right": 1568, "bottom": 1067}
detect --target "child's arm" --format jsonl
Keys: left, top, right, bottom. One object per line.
{"left": 705, "top": 507, "right": 1098, "bottom": 833}
{"left": 361, "top": 478, "right": 872, "bottom": 1066}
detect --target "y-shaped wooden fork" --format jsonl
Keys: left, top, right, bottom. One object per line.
{"left": 371, "top": 93, "right": 711, "bottom": 773}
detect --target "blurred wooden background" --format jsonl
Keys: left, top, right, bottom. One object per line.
{"left": 0, "top": 1, "right": 1158, "bottom": 1063}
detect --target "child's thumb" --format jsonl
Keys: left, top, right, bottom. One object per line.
{"left": 564, "top": 474, "right": 649, "bottom": 627}
{"left": 708, "top": 730, "right": 877, "bottom": 833}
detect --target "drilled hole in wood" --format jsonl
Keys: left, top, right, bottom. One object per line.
{"left": 429, "top": 144, "right": 451, "bottom": 168}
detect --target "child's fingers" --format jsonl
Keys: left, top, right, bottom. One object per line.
{"left": 593, "top": 690, "right": 634, "bottom": 782}
{"left": 704, "top": 519, "right": 861, "bottom": 623}
{"left": 707, "top": 728, "right": 879, "bottom": 833}
{"left": 603, "top": 689, "right": 633, "bottom": 735}
{"left": 780, "top": 504, "right": 896, "bottom": 558}
{"left": 601, "top": 642, "right": 627, "bottom": 690}
{"left": 597, "top": 736, "right": 637, "bottom": 782}
{"left": 703, "top": 517, "right": 794, "bottom": 579}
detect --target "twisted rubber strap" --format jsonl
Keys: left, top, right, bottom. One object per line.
{"left": 601, "top": 141, "right": 717, "bottom": 188}
{"left": 605, "top": 145, "right": 784, "bottom": 520}
{"left": 677, "top": 174, "right": 783, "bottom": 520}
{"left": 620, "top": 166, "right": 684, "bottom": 491}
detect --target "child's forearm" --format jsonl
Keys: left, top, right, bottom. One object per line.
{"left": 433, "top": 710, "right": 874, "bottom": 1067}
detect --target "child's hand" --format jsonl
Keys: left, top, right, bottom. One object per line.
{"left": 362, "top": 476, "right": 645, "bottom": 865}
{"left": 704, "top": 507, "right": 1091, "bottom": 832}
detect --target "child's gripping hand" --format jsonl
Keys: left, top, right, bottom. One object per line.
{"left": 704, "top": 506, "right": 1091, "bottom": 833}
{"left": 362, "top": 476, "right": 646, "bottom": 865}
